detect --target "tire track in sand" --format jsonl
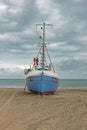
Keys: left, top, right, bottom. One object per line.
{"left": 0, "top": 91, "right": 17, "bottom": 112}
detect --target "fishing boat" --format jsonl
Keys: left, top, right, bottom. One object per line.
{"left": 24, "top": 23, "right": 59, "bottom": 94}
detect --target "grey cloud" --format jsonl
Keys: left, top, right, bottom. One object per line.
{"left": 0, "top": 0, "right": 87, "bottom": 79}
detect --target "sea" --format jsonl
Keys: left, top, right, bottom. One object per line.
{"left": 0, "top": 79, "right": 87, "bottom": 89}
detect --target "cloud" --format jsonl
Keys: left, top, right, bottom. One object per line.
{"left": 0, "top": 0, "right": 87, "bottom": 79}
{"left": 79, "top": 35, "right": 87, "bottom": 42}
{"left": 59, "top": 57, "right": 87, "bottom": 79}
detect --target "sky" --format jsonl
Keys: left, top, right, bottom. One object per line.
{"left": 0, "top": 0, "right": 87, "bottom": 79}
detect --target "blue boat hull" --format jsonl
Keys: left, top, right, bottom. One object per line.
{"left": 26, "top": 74, "right": 59, "bottom": 94}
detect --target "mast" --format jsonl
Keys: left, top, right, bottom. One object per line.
{"left": 36, "top": 23, "right": 53, "bottom": 70}
{"left": 42, "top": 22, "right": 45, "bottom": 69}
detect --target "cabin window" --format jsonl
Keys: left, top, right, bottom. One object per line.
{"left": 52, "top": 78, "right": 58, "bottom": 82}
{"left": 28, "top": 77, "right": 32, "bottom": 81}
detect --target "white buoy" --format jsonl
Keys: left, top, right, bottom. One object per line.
{"left": 24, "top": 69, "right": 29, "bottom": 75}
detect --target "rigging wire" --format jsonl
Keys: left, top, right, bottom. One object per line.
{"left": 45, "top": 47, "right": 55, "bottom": 72}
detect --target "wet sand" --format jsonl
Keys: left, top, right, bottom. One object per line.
{"left": 0, "top": 88, "right": 87, "bottom": 130}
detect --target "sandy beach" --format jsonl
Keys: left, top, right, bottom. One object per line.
{"left": 0, "top": 88, "right": 87, "bottom": 130}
